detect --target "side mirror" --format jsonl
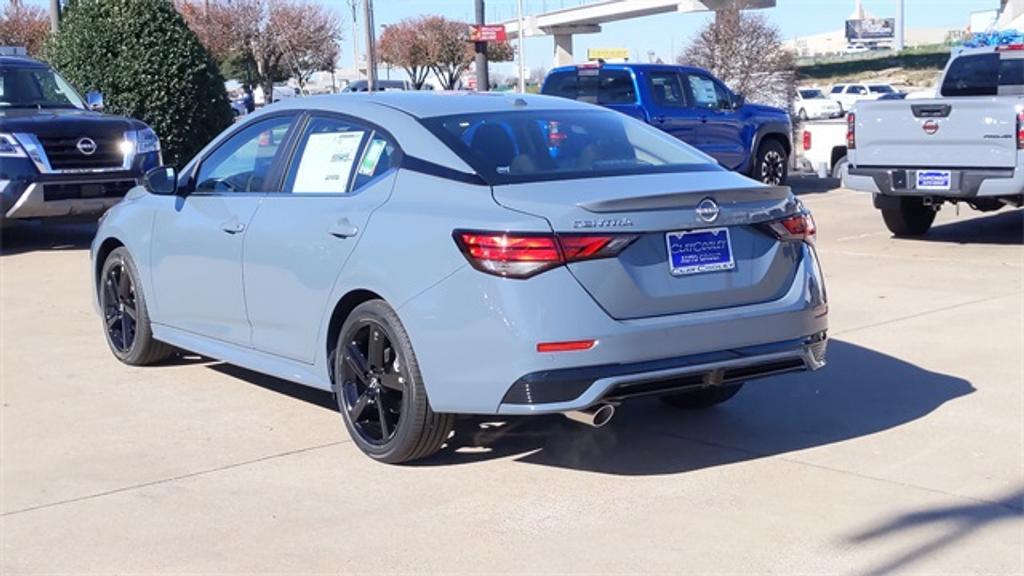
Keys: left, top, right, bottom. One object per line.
{"left": 143, "top": 166, "right": 179, "bottom": 196}
{"left": 85, "top": 90, "right": 104, "bottom": 111}
{"left": 732, "top": 93, "right": 746, "bottom": 109}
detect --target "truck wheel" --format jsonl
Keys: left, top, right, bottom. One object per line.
{"left": 660, "top": 383, "right": 744, "bottom": 409}
{"left": 100, "top": 247, "right": 174, "bottom": 365}
{"left": 881, "top": 197, "right": 936, "bottom": 237}
{"left": 754, "top": 140, "right": 788, "bottom": 185}
{"left": 831, "top": 156, "right": 848, "bottom": 181}
{"left": 334, "top": 300, "right": 454, "bottom": 464}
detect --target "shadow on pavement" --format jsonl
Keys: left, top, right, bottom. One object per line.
{"left": 843, "top": 486, "right": 1024, "bottom": 576}
{"left": 912, "top": 208, "right": 1024, "bottom": 246}
{"left": 417, "top": 339, "right": 974, "bottom": 474}
{"left": 0, "top": 221, "right": 97, "bottom": 256}
{"left": 209, "top": 362, "right": 338, "bottom": 411}
{"left": 789, "top": 175, "right": 842, "bottom": 196}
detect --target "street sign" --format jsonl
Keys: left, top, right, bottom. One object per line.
{"left": 469, "top": 24, "right": 507, "bottom": 42}
{"left": 587, "top": 48, "right": 630, "bottom": 61}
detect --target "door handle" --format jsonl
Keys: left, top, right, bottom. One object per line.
{"left": 329, "top": 218, "right": 359, "bottom": 239}
{"left": 653, "top": 115, "right": 666, "bottom": 124}
{"left": 700, "top": 116, "right": 709, "bottom": 123}
{"left": 220, "top": 219, "right": 245, "bottom": 234}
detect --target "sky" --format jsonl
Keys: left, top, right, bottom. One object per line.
{"left": 366, "top": 0, "right": 999, "bottom": 77}
{"left": 25, "top": 0, "right": 1001, "bottom": 77}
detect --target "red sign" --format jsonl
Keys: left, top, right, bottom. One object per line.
{"left": 469, "top": 24, "right": 507, "bottom": 43}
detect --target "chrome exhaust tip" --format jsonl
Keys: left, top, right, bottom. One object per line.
{"left": 563, "top": 403, "right": 616, "bottom": 428}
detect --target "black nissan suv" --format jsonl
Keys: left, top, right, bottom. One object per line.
{"left": 0, "top": 54, "right": 160, "bottom": 224}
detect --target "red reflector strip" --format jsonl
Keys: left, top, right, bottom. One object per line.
{"left": 537, "top": 339, "right": 596, "bottom": 353}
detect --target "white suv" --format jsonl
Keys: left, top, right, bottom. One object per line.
{"left": 829, "top": 83, "right": 898, "bottom": 114}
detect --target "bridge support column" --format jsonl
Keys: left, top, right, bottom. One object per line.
{"left": 553, "top": 33, "right": 574, "bottom": 67}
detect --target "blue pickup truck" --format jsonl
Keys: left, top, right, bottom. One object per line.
{"left": 542, "top": 63, "right": 792, "bottom": 185}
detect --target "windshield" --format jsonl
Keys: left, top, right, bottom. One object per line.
{"left": 799, "top": 89, "right": 826, "bottom": 99}
{"left": 421, "top": 109, "right": 718, "bottom": 185}
{"left": 869, "top": 85, "right": 894, "bottom": 94}
{"left": 0, "top": 66, "right": 85, "bottom": 109}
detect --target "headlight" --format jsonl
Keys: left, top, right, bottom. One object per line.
{"left": 134, "top": 127, "right": 160, "bottom": 155}
{"left": 0, "top": 133, "right": 27, "bottom": 158}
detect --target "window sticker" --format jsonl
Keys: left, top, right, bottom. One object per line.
{"left": 358, "top": 138, "right": 387, "bottom": 176}
{"left": 292, "top": 130, "right": 365, "bottom": 193}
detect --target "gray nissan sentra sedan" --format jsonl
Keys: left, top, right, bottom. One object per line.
{"left": 91, "top": 92, "right": 828, "bottom": 463}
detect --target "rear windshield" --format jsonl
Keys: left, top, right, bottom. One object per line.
{"left": 541, "top": 68, "right": 637, "bottom": 105}
{"left": 941, "top": 53, "right": 1024, "bottom": 96}
{"left": 421, "top": 109, "right": 718, "bottom": 186}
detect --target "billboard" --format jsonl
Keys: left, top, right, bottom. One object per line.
{"left": 469, "top": 25, "right": 507, "bottom": 43}
{"left": 846, "top": 18, "right": 896, "bottom": 41}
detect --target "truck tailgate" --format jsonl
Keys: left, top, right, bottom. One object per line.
{"left": 854, "top": 98, "right": 1018, "bottom": 169}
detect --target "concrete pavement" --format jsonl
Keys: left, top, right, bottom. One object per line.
{"left": 1, "top": 182, "right": 1022, "bottom": 574}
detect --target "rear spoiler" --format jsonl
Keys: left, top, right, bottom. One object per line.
{"left": 579, "top": 186, "right": 791, "bottom": 213}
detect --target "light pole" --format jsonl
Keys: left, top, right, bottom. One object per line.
{"left": 49, "top": 0, "right": 60, "bottom": 33}
{"left": 475, "top": 0, "right": 489, "bottom": 92}
{"left": 516, "top": 0, "right": 525, "bottom": 93}
{"left": 363, "top": 0, "right": 378, "bottom": 92}
{"left": 348, "top": 0, "right": 360, "bottom": 78}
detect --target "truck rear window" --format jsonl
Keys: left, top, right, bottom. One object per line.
{"left": 541, "top": 69, "right": 637, "bottom": 105}
{"left": 940, "top": 53, "right": 1024, "bottom": 97}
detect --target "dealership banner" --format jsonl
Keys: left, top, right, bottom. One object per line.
{"left": 846, "top": 18, "right": 895, "bottom": 41}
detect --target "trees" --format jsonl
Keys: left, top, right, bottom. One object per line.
{"left": 45, "top": 0, "right": 233, "bottom": 167}
{"left": 423, "top": 16, "right": 513, "bottom": 90}
{"left": 680, "top": 8, "right": 794, "bottom": 105}
{"left": 380, "top": 16, "right": 514, "bottom": 91}
{"left": 0, "top": 0, "right": 49, "bottom": 56}
{"left": 179, "top": 0, "right": 341, "bottom": 98}
{"left": 379, "top": 18, "right": 432, "bottom": 89}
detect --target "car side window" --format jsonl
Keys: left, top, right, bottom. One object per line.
{"left": 647, "top": 72, "right": 687, "bottom": 107}
{"left": 830, "top": 85, "right": 844, "bottom": 94}
{"left": 848, "top": 85, "right": 867, "bottom": 95}
{"left": 685, "top": 74, "right": 722, "bottom": 110}
{"left": 284, "top": 116, "right": 370, "bottom": 194}
{"left": 194, "top": 115, "right": 294, "bottom": 194}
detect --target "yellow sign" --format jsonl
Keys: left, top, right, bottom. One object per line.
{"left": 587, "top": 48, "right": 630, "bottom": 61}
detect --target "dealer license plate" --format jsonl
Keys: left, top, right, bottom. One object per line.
{"left": 666, "top": 228, "right": 735, "bottom": 276}
{"left": 916, "top": 170, "right": 951, "bottom": 190}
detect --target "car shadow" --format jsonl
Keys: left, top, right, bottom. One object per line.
{"left": 205, "top": 339, "right": 975, "bottom": 475}
{"left": 911, "top": 208, "right": 1024, "bottom": 246}
{"left": 415, "top": 339, "right": 975, "bottom": 474}
{"left": 0, "top": 221, "right": 97, "bottom": 256}
{"left": 789, "top": 174, "right": 842, "bottom": 196}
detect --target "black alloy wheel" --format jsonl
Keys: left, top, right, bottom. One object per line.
{"left": 339, "top": 320, "right": 406, "bottom": 445}
{"left": 102, "top": 261, "right": 138, "bottom": 353}
{"left": 333, "top": 299, "right": 454, "bottom": 463}
{"left": 757, "top": 141, "right": 789, "bottom": 186}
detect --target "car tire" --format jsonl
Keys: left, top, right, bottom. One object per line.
{"left": 754, "top": 139, "right": 788, "bottom": 185}
{"left": 881, "top": 197, "right": 936, "bottom": 237}
{"left": 660, "top": 383, "right": 744, "bottom": 409}
{"left": 99, "top": 247, "right": 174, "bottom": 365}
{"left": 333, "top": 300, "right": 454, "bottom": 464}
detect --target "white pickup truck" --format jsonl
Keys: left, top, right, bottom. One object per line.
{"left": 846, "top": 43, "right": 1024, "bottom": 236}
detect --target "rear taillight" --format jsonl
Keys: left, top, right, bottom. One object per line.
{"left": 454, "top": 230, "right": 638, "bottom": 279}
{"left": 764, "top": 212, "right": 816, "bottom": 244}
{"left": 802, "top": 130, "right": 812, "bottom": 151}
{"left": 1016, "top": 109, "right": 1024, "bottom": 150}
{"left": 846, "top": 113, "right": 856, "bottom": 150}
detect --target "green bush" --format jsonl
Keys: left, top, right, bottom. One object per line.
{"left": 44, "top": 0, "right": 233, "bottom": 167}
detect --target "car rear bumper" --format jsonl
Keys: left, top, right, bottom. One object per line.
{"left": 497, "top": 333, "right": 827, "bottom": 415}
{"left": 847, "top": 166, "right": 1023, "bottom": 198}
{"left": 399, "top": 243, "right": 828, "bottom": 415}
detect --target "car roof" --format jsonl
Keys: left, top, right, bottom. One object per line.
{"left": 547, "top": 62, "right": 708, "bottom": 75}
{"left": 270, "top": 91, "right": 595, "bottom": 119}
{"left": 0, "top": 55, "right": 48, "bottom": 68}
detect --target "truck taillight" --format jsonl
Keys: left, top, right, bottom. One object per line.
{"left": 454, "top": 230, "right": 638, "bottom": 279}
{"left": 846, "top": 113, "right": 856, "bottom": 150}
{"left": 1017, "top": 109, "right": 1024, "bottom": 150}
{"left": 802, "top": 130, "right": 812, "bottom": 151}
